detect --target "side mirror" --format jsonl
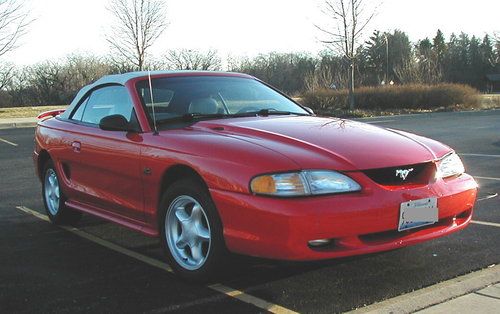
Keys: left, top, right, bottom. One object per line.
{"left": 99, "top": 114, "right": 132, "bottom": 132}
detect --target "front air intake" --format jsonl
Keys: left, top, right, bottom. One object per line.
{"left": 362, "top": 162, "right": 435, "bottom": 186}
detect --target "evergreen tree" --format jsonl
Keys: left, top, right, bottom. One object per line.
{"left": 364, "top": 30, "right": 386, "bottom": 84}
{"left": 432, "top": 30, "right": 447, "bottom": 67}
{"left": 363, "top": 29, "right": 413, "bottom": 85}
{"left": 417, "top": 38, "right": 432, "bottom": 61}
{"left": 468, "top": 36, "right": 483, "bottom": 88}
{"left": 388, "top": 30, "right": 413, "bottom": 77}
{"left": 416, "top": 38, "right": 442, "bottom": 83}
{"left": 444, "top": 33, "right": 469, "bottom": 84}
{"left": 480, "top": 35, "right": 496, "bottom": 73}
{"left": 480, "top": 35, "right": 494, "bottom": 66}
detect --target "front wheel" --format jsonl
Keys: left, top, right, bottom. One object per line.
{"left": 160, "top": 178, "right": 227, "bottom": 281}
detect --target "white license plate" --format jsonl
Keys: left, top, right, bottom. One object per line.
{"left": 398, "top": 198, "right": 438, "bottom": 231}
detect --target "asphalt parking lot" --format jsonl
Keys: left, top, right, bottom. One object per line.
{"left": 1, "top": 110, "right": 499, "bottom": 313}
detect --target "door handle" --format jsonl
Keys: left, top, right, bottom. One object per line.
{"left": 71, "top": 141, "right": 81, "bottom": 153}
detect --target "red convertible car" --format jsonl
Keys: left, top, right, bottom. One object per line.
{"left": 34, "top": 71, "right": 478, "bottom": 280}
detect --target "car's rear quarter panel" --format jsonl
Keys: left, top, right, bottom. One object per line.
{"left": 34, "top": 119, "right": 73, "bottom": 178}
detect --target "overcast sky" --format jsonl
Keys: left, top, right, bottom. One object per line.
{"left": 6, "top": 0, "right": 500, "bottom": 65}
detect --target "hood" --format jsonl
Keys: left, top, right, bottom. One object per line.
{"left": 195, "top": 116, "right": 451, "bottom": 171}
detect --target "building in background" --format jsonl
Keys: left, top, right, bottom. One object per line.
{"left": 486, "top": 74, "right": 500, "bottom": 93}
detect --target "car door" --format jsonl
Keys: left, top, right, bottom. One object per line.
{"left": 63, "top": 85, "right": 144, "bottom": 221}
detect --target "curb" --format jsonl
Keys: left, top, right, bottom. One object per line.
{"left": 348, "top": 264, "right": 500, "bottom": 314}
{"left": 0, "top": 121, "right": 37, "bottom": 129}
{"left": 355, "top": 108, "right": 500, "bottom": 121}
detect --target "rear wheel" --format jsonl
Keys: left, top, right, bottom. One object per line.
{"left": 42, "top": 160, "right": 81, "bottom": 225}
{"left": 160, "top": 178, "right": 227, "bottom": 281}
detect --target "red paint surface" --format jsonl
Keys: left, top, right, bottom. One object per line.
{"left": 33, "top": 72, "right": 478, "bottom": 260}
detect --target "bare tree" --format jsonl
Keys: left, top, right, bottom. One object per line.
{"left": 394, "top": 57, "right": 443, "bottom": 85}
{"left": 106, "top": 0, "right": 168, "bottom": 71}
{"left": 495, "top": 32, "right": 500, "bottom": 65}
{"left": 494, "top": 32, "right": 500, "bottom": 56}
{"left": 316, "top": 0, "right": 378, "bottom": 110}
{"left": 0, "top": 0, "right": 30, "bottom": 93}
{"left": 165, "top": 49, "right": 222, "bottom": 71}
{"left": 0, "top": 0, "right": 30, "bottom": 57}
{"left": 393, "top": 59, "right": 419, "bottom": 84}
{"left": 0, "top": 62, "right": 14, "bottom": 89}
{"left": 304, "top": 61, "right": 348, "bottom": 92}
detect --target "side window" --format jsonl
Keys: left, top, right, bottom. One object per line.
{"left": 80, "top": 86, "right": 137, "bottom": 126}
{"left": 70, "top": 97, "right": 89, "bottom": 121}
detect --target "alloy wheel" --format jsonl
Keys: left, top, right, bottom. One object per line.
{"left": 165, "top": 195, "right": 211, "bottom": 270}
{"left": 44, "top": 168, "right": 60, "bottom": 216}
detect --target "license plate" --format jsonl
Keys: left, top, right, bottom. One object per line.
{"left": 398, "top": 198, "right": 438, "bottom": 231}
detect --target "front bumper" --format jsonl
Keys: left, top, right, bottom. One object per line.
{"left": 210, "top": 172, "right": 478, "bottom": 261}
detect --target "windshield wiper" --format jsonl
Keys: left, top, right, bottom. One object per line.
{"left": 232, "top": 109, "right": 310, "bottom": 117}
{"left": 156, "top": 109, "right": 310, "bottom": 125}
{"left": 182, "top": 113, "right": 228, "bottom": 121}
{"left": 157, "top": 113, "right": 227, "bottom": 124}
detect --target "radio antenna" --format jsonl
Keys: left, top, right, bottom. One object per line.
{"left": 148, "top": 71, "right": 159, "bottom": 135}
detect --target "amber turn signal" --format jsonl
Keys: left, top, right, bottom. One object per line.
{"left": 250, "top": 175, "right": 277, "bottom": 194}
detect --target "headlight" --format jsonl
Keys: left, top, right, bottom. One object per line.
{"left": 250, "top": 170, "right": 361, "bottom": 197}
{"left": 437, "top": 153, "right": 465, "bottom": 179}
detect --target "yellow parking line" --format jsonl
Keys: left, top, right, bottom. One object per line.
{"left": 15, "top": 206, "right": 297, "bottom": 314}
{"left": 461, "top": 153, "right": 500, "bottom": 158}
{"left": 0, "top": 137, "right": 18, "bottom": 146}
{"left": 477, "top": 193, "right": 498, "bottom": 202}
{"left": 364, "top": 120, "right": 396, "bottom": 124}
{"left": 15, "top": 206, "right": 174, "bottom": 271}
{"left": 209, "top": 284, "right": 298, "bottom": 314}
{"left": 474, "top": 176, "right": 500, "bottom": 181}
{"left": 471, "top": 220, "right": 500, "bottom": 228}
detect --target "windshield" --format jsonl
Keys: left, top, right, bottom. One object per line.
{"left": 135, "top": 76, "right": 309, "bottom": 125}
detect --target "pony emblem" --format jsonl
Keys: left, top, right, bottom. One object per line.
{"left": 395, "top": 168, "right": 414, "bottom": 180}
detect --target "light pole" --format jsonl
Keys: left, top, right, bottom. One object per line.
{"left": 384, "top": 34, "right": 389, "bottom": 84}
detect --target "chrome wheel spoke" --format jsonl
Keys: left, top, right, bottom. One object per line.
{"left": 190, "top": 241, "right": 204, "bottom": 263}
{"left": 196, "top": 226, "right": 210, "bottom": 242}
{"left": 190, "top": 204, "right": 202, "bottom": 221}
{"left": 175, "top": 233, "right": 189, "bottom": 249}
{"left": 48, "top": 175, "right": 55, "bottom": 187}
{"left": 174, "top": 207, "right": 189, "bottom": 222}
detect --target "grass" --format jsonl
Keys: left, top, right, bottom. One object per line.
{"left": 479, "top": 94, "right": 500, "bottom": 109}
{"left": 0, "top": 105, "right": 66, "bottom": 119}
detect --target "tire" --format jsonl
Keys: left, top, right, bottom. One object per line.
{"left": 159, "top": 178, "right": 227, "bottom": 281}
{"left": 42, "top": 160, "right": 82, "bottom": 225}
